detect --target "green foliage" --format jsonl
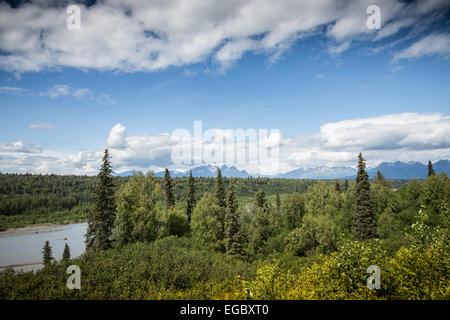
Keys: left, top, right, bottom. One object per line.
{"left": 305, "top": 181, "right": 341, "bottom": 216}
{"left": 275, "top": 192, "right": 281, "bottom": 213}
{"left": 167, "top": 208, "right": 190, "bottom": 237}
{"left": 255, "top": 189, "right": 267, "bottom": 210}
{"left": 0, "top": 155, "right": 448, "bottom": 300}
{"left": 225, "top": 181, "right": 242, "bottom": 255}
{"left": 62, "top": 243, "right": 71, "bottom": 261}
{"left": 215, "top": 168, "right": 226, "bottom": 208}
{"left": 353, "top": 153, "right": 376, "bottom": 240}
{"left": 186, "top": 171, "right": 195, "bottom": 223}
{"left": 0, "top": 237, "right": 252, "bottom": 300}
{"left": 335, "top": 179, "right": 341, "bottom": 192}
{"left": 285, "top": 213, "right": 339, "bottom": 256}
{"left": 113, "top": 171, "right": 165, "bottom": 246}
{"left": 164, "top": 168, "right": 175, "bottom": 210}
{"left": 86, "top": 149, "right": 116, "bottom": 251}
{"left": 281, "top": 193, "right": 305, "bottom": 230}
{"left": 42, "top": 241, "right": 54, "bottom": 265}
{"left": 191, "top": 194, "right": 225, "bottom": 251}
{"left": 428, "top": 160, "right": 435, "bottom": 177}
{"left": 420, "top": 172, "right": 449, "bottom": 219}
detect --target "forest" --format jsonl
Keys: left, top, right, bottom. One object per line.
{"left": 0, "top": 150, "right": 448, "bottom": 300}
{"left": 0, "top": 171, "right": 409, "bottom": 230}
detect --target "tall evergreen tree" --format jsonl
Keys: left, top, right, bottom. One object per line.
{"left": 86, "top": 149, "right": 116, "bottom": 251}
{"left": 164, "top": 168, "right": 175, "bottom": 210}
{"left": 353, "top": 153, "right": 376, "bottom": 240}
{"left": 42, "top": 241, "right": 53, "bottom": 265}
{"left": 344, "top": 179, "right": 349, "bottom": 193}
{"left": 374, "top": 170, "right": 387, "bottom": 186}
{"left": 275, "top": 192, "right": 281, "bottom": 213}
{"left": 215, "top": 167, "right": 226, "bottom": 208}
{"left": 335, "top": 179, "right": 341, "bottom": 192}
{"left": 186, "top": 171, "right": 195, "bottom": 222}
{"left": 225, "top": 180, "right": 241, "bottom": 255}
{"left": 428, "top": 160, "right": 435, "bottom": 177}
{"left": 255, "top": 189, "right": 267, "bottom": 210}
{"left": 62, "top": 243, "right": 71, "bottom": 261}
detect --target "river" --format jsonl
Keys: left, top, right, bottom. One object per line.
{"left": 0, "top": 222, "right": 87, "bottom": 272}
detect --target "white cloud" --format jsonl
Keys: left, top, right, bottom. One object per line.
{"left": 1, "top": 114, "right": 449, "bottom": 175}
{"left": 0, "top": 140, "right": 43, "bottom": 154}
{"left": 394, "top": 33, "right": 450, "bottom": 61}
{"left": 38, "top": 84, "right": 114, "bottom": 104}
{"left": 327, "top": 41, "right": 351, "bottom": 54}
{"left": 320, "top": 113, "right": 450, "bottom": 151}
{"left": 0, "top": 0, "right": 448, "bottom": 74}
{"left": 27, "top": 123, "right": 55, "bottom": 129}
{"left": 107, "top": 123, "right": 128, "bottom": 150}
{"left": 0, "top": 86, "right": 30, "bottom": 95}
{"left": 40, "top": 84, "right": 93, "bottom": 99}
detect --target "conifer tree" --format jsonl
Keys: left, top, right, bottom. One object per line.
{"left": 275, "top": 192, "right": 281, "bottom": 213}
{"left": 215, "top": 167, "right": 226, "bottom": 208}
{"left": 335, "top": 179, "right": 341, "bottom": 192}
{"left": 86, "top": 149, "right": 116, "bottom": 251}
{"left": 62, "top": 243, "right": 71, "bottom": 261}
{"left": 428, "top": 160, "right": 435, "bottom": 177}
{"left": 374, "top": 170, "right": 387, "bottom": 186}
{"left": 353, "top": 153, "right": 376, "bottom": 240}
{"left": 42, "top": 241, "right": 53, "bottom": 265}
{"left": 186, "top": 171, "right": 195, "bottom": 222}
{"left": 164, "top": 168, "right": 175, "bottom": 210}
{"left": 344, "top": 179, "right": 349, "bottom": 193}
{"left": 255, "top": 189, "right": 267, "bottom": 210}
{"left": 225, "top": 180, "right": 241, "bottom": 255}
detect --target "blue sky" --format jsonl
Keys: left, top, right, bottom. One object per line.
{"left": 0, "top": 0, "right": 449, "bottom": 175}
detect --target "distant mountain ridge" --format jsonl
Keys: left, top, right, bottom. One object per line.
{"left": 115, "top": 160, "right": 450, "bottom": 179}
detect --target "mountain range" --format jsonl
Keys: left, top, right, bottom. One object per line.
{"left": 116, "top": 160, "right": 450, "bottom": 180}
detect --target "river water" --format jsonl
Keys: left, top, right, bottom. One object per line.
{"left": 0, "top": 222, "right": 87, "bottom": 272}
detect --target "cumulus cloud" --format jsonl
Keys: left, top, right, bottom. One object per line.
{"left": 320, "top": 113, "right": 450, "bottom": 151}
{"left": 85, "top": 113, "right": 450, "bottom": 174}
{"left": 0, "top": 140, "right": 43, "bottom": 154}
{"left": 107, "top": 123, "right": 128, "bottom": 149}
{"left": 1, "top": 114, "right": 449, "bottom": 175}
{"left": 0, "top": 0, "right": 448, "bottom": 73}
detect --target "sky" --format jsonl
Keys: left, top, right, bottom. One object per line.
{"left": 0, "top": 0, "right": 449, "bottom": 175}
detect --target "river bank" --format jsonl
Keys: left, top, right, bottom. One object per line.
{"left": 0, "top": 222, "right": 88, "bottom": 272}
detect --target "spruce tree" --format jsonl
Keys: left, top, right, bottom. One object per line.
{"left": 335, "top": 179, "right": 341, "bottom": 192}
{"left": 164, "top": 168, "right": 175, "bottom": 210}
{"left": 344, "top": 179, "right": 349, "bottom": 193}
{"left": 374, "top": 170, "right": 387, "bottom": 186}
{"left": 42, "top": 241, "right": 53, "bottom": 265}
{"left": 353, "top": 153, "right": 376, "bottom": 240}
{"left": 86, "top": 149, "right": 116, "bottom": 251}
{"left": 186, "top": 171, "right": 195, "bottom": 222}
{"left": 255, "top": 189, "right": 267, "bottom": 210}
{"left": 275, "top": 192, "right": 281, "bottom": 213}
{"left": 62, "top": 243, "right": 71, "bottom": 261}
{"left": 215, "top": 167, "right": 226, "bottom": 208}
{"left": 225, "top": 180, "right": 241, "bottom": 255}
{"left": 428, "top": 160, "right": 435, "bottom": 177}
